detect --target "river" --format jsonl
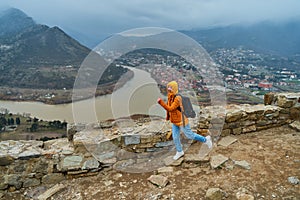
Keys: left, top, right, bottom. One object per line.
{"left": 0, "top": 67, "right": 166, "bottom": 123}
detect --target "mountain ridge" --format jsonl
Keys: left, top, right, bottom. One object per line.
{"left": 65, "top": 18, "right": 300, "bottom": 60}
{"left": 0, "top": 8, "right": 35, "bottom": 37}
{"left": 0, "top": 8, "right": 129, "bottom": 92}
{"left": 181, "top": 20, "right": 300, "bottom": 58}
{"left": 0, "top": 8, "right": 91, "bottom": 68}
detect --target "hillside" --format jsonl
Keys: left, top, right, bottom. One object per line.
{"left": 182, "top": 21, "right": 300, "bottom": 61}
{"left": 0, "top": 8, "right": 90, "bottom": 68}
{"left": 9, "top": 25, "right": 90, "bottom": 67}
{"left": 0, "top": 8, "right": 129, "bottom": 91}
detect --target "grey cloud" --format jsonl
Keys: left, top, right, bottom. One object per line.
{"left": 1, "top": 0, "right": 300, "bottom": 42}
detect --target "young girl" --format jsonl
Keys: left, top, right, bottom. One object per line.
{"left": 157, "top": 81, "right": 212, "bottom": 160}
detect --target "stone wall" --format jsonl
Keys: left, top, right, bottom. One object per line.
{"left": 0, "top": 92, "right": 299, "bottom": 192}
{"left": 199, "top": 104, "right": 291, "bottom": 137}
{"left": 198, "top": 92, "right": 300, "bottom": 138}
{"left": 0, "top": 139, "right": 102, "bottom": 192}
{"left": 265, "top": 92, "right": 300, "bottom": 120}
{"left": 0, "top": 116, "right": 175, "bottom": 193}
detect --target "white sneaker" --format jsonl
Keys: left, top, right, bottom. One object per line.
{"left": 204, "top": 135, "right": 213, "bottom": 149}
{"left": 173, "top": 151, "right": 184, "bottom": 160}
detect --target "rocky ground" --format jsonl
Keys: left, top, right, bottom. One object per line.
{"left": 2, "top": 125, "right": 300, "bottom": 200}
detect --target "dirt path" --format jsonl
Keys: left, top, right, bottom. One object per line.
{"left": 4, "top": 125, "right": 300, "bottom": 199}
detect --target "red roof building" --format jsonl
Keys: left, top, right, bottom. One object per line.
{"left": 258, "top": 82, "right": 273, "bottom": 89}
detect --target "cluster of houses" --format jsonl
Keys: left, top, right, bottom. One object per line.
{"left": 224, "top": 66, "right": 298, "bottom": 92}
{"left": 112, "top": 47, "right": 299, "bottom": 95}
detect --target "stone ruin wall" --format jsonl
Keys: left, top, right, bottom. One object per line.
{"left": 0, "top": 92, "right": 299, "bottom": 192}
{"left": 199, "top": 92, "right": 300, "bottom": 137}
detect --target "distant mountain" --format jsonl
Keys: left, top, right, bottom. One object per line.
{"left": 70, "top": 19, "right": 300, "bottom": 61}
{"left": 0, "top": 8, "right": 128, "bottom": 90}
{"left": 10, "top": 25, "right": 92, "bottom": 66}
{"left": 182, "top": 21, "right": 300, "bottom": 58}
{"left": 0, "top": 8, "right": 35, "bottom": 37}
{"left": 0, "top": 8, "right": 90, "bottom": 68}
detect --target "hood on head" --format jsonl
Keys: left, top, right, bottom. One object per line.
{"left": 167, "top": 81, "right": 178, "bottom": 94}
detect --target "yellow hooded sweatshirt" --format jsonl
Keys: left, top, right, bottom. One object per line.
{"left": 158, "top": 81, "right": 188, "bottom": 126}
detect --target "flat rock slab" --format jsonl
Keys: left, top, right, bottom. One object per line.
{"left": 37, "top": 183, "right": 65, "bottom": 200}
{"left": 147, "top": 175, "right": 169, "bottom": 188}
{"left": 82, "top": 158, "right": 100, "bottom": 170}
{"left": 163, "top": 156, "right": 184, "bottom": 166}
{"left": 61, "top": 155, "right": 83, "bottom": 171}
{"left": 157, "top": 166, "right": 174, "bottom": 173}
{"left": 234, "top": 160, "right": 251, "bottom": 170}
{"left": 218, "top": 136, "right": 238, "bottom": 147}
{"left": 289, "top": 121, "right": 300, "bottom": 132}
{"left": 185, "top": 154, "right": 210, "bottom": 163}
{"left": 210, "top": 154, "right": 229, "bottom": 169}
{"left": 18, "top": 149, "right": 41, "bottom": 159}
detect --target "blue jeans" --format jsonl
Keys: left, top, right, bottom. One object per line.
{"left": 172, "top": 123, "right": 206, "bottom": 152}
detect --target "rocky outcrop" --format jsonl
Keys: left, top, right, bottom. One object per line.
{"left": 0, "top": 92, "right": 299, "bottom": 193}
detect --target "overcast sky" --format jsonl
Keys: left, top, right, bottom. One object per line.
{"left": 1, "top": 0, "right": 300, "bottom": 46}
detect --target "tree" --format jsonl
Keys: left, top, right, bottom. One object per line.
{"left": 7, "top": 118, "right": 11, "bottom": 125}
{"left": 30, "top": 123, "right": 38, "bottom": 132}
{"left": 10, "top": 118, "right": 14, "bottom": 125}
{"left": 0, "top": 116, "right": 7, "bottom": 131}
{"left": 16, "top": 117, "right": 21, "bottom": 125}
{"left": 52, "top": 120, "right": 62, "bottom": 129}
{"left": 62, "top": 121, "right": 68, "bottom": 129}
